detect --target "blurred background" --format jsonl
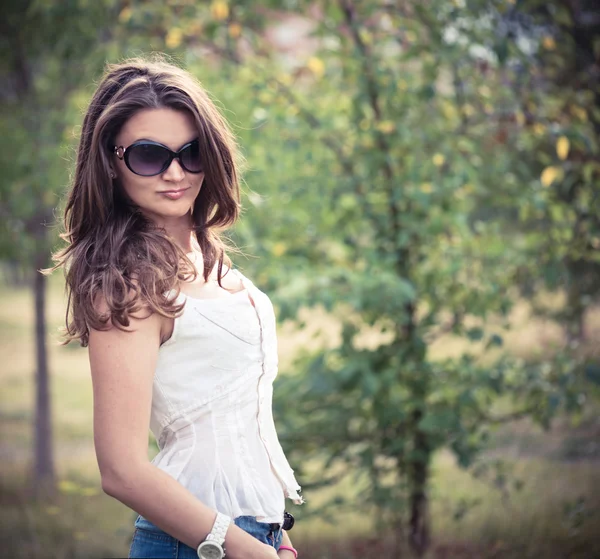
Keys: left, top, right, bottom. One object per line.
{"left": 1, "top": 1, "right": 599, "bottom": 558}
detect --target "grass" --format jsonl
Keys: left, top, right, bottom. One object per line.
{"left": 0, "top": 274, "right": 599, "bottom": 558}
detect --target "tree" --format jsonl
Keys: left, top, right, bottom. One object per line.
{"left": 0, "top": 0, "right": 122, "bottom": 498}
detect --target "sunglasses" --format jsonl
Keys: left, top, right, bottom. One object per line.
{"left": 113, "top": 139, "right": 203, "bottom": 177}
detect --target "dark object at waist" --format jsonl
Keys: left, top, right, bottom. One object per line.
{"left": 269, "top": 511, "right": 295, "bottom": 532}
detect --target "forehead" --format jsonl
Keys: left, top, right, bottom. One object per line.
{"left": 116, "top": 107, "right": 197, "bottom": 149}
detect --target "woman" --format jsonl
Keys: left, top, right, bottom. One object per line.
{"left": 49, "top": 55, "right": 303, "bottom": 559}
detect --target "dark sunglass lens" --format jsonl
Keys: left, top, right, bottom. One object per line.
{"left": 127, "top": 144, "right": 170, "bottom": 176}
{"left": 180, "top": 141, "right": 203, "bottom": 173}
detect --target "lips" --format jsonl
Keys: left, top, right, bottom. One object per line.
{"left": 160, "top": 187, "right": 189, "bottom": 194}
{"left": 159, "top": 187, "right": 190, "bottom": 200}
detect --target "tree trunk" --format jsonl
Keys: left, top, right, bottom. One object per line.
{"left": 409, "top": 410, "right": 430, "bottom": 557}
{"left": 32, "top": 243, "right": 55, "bottom": 498}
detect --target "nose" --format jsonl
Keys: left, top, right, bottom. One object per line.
{"left": 163, "top": 157, "right": 186, "bottom": 182}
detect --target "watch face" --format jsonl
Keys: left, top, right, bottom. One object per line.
{"left": 198, "top": 541, "right": 223, "bottom": 559}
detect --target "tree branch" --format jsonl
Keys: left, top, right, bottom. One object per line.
{"left": 338, "top": 1, "right": 405, "bottom": 262}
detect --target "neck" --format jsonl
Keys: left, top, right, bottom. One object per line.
{"left": 152, "top": 211, "right": 197, "bottom": 253}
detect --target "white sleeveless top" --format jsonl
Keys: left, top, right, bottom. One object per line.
{"left": 147, "top": 268, "right": 304, "bottom": 524}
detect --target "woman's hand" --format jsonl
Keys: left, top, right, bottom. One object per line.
{"left": 226, "top": 530, "right": 278, "bottom": 559}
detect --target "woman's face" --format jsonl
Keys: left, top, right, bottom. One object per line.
{"left": 112, "top": 107, "right": 204, "bottom": 228}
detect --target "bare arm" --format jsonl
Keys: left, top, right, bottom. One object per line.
{"left": 89, "top": 302, "right": 277, "bottom": 559}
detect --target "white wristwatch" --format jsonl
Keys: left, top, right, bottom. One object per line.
{"left": 197, "top": 511, "right": 232, "bottom": 559}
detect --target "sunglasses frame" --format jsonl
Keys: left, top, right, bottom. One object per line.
{"left": 113, "top": 138, "right": 203, "bottom": 177}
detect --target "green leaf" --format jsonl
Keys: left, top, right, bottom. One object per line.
{"left": 466, "top": 327, "right": 484, "bottom": 341}
{"left": 486, "top": 334, "right": 503, "bottom": 348}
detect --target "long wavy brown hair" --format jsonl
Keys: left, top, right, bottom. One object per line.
{"left": 46, "top": 55, "right": 242, "bottom": 346}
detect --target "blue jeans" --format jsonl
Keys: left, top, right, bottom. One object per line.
{"left": 128, "top": 514, "right": 284, "bottom": 558}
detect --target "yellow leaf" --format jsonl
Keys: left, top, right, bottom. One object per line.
{"left": 118, "top": 7, "right": 132, "bottom": 23}
{"left": 570, "top": 106, "right": 588, "bottom": 122}
{"left": 211, "top": 1, "right": 229, "bottom": 21}
{"left": 420, "top": 183, "right": 433, "bottom": 193}
{"left": 433, "top": 153, "right": 445, "bottom": 167}
{"left": 238, "top": 66, "right": 252, "bottom": 81}
{"left": 277, "top": 73, "right": 292, "bottom": 86}
{"left": 228, "top": 22, "right": 241, "bottom": 38}
{"left": 272, "top": 242, "right": 287, "bottom": 257}
{"left": 80, "top": 487, "right": 100, "bottom": 497}
{"left": 532, "top": 123, "right": 546, "bottom": 137}
{"left": 359, "top": 29, "right": 373, "bottom": 45}
{"left": 515, "top": 111, "right": 525, "bottom": 126}
{"left": 456, "top": 183, "right": 474, "bottom": 199}
{"left": 258, "top": 91, "right": 272, "bottom": 104}
{"left": 542, "top": 36, "right": 556, "bottom": 50}
{"left": 441, "top": 100, "right": 457, "bottom": 120}
{"left": 556, "top": 136, "right": 570, "bottom": 160}
{"left": 398, "top": 80, "right": 408, "bottom": 91}
{"left": 376, "top": 120, "right": 395, "bottom": 134}
{"left": 307, "top": 57, "right": 325, "bottom": 78}
{"left": 462, "top": 104, "right": 475, "bottom": 117}
{"left": 165, "top": 28, "right": 183, "bottom": 49}
{"left": 186, "top": 22, "right": 203, "bottom": 36}
{"left": 540, "top": 166, "right": 562, "bottom": 187}
{"left": 478, "top": 85, "right": 491, "bottom": 98}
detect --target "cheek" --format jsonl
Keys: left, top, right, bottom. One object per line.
{"left": 189, "top": 175, "right": 205, "bottom": 198}
{"left": 118, "top": 176, "right": 156, "bottom": 205}
{"left": 192, "top": 174, "right": 205, "bottom": 189}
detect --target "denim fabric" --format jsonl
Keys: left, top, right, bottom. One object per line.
{"left": 128, "top": 514, "right": 283, "bottom": 558}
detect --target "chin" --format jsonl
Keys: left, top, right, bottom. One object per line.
{"left": 143, "top": 204, "right": 193, "bottom": 224}
{"left": 162, "top": 206, "right": 193, "bottom": 218}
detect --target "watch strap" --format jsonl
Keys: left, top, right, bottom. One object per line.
{"left": 206, "top": 511, "right": 231, "bottom": 546}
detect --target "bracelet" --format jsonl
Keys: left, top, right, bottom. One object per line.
{"left": 279, "top": 545, "right": 298, "bottom": 558}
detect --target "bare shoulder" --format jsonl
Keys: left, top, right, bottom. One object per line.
{"left": 88, "top": 289, "right": 162, "bottom": 487}
{"left": 90, "top": 289, "right": 162, "bottom": 337}
{"left": 88, "top": 287, "right": 164, "bottom": 364}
